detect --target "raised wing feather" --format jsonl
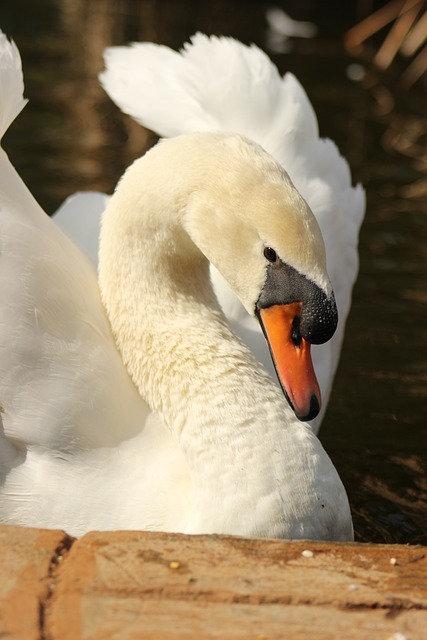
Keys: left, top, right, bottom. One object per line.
{"left": 0, "top": 32, "right": 27, "bottom": 139}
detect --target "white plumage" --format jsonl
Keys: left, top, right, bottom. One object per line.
{"left": 0, "top": 32, "right": 364, "bottom": 540}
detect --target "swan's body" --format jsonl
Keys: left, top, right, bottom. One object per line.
{"left": 0, "top": 32, "right": 364, "bottom": 540}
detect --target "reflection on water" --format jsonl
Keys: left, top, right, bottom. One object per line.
{"left": 2, "top": 0, "right": 426, "bottom": 544}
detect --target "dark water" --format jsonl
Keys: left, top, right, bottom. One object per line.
{"left": 2, "top": 0, "right": 426, "bottom": 544}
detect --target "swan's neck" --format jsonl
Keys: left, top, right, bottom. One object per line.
{"left": 98, "top": 151, "right": 301, "bottom": 534}
{"left": 98, "top": 141, "right": 352, "bottom": 539}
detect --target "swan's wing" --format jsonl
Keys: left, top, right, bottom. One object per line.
{"left": 0, "top": 33, "right": 147, "bottom": 460}
{"left": 100, "top": 33, "right": 292, "bottom": 142}
{"left": 0, "top": 32, "right": 27, "bottom": 139}
{"left": 0, "top": 188, "right": 147, "bottom": 452}
{"left": 101, "top": 33, "right": 365, "bottom": 432}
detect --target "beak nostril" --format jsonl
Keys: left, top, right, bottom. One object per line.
{"left": 291, "top": 316, "right": 302, "bottom": 348}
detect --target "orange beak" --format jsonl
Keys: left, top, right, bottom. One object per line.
{"left": 258, "top": 303, "right": 321, "bottom": 421}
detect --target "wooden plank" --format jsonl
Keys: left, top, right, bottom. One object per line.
{"left": 1, "top": 524, "right": 425, "bottom": 639}
{"left": 0, "top": 525, "right": 70, "bottom": 640}
{"left": 45, "top": 530, "right": 427, "bottom": 640}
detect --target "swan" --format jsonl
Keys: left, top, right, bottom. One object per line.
{"left": 0, "top": 31, "right": 362, "bottom": 540}
{"left": 56, "top": 34, "right": 366, "bottom": 435}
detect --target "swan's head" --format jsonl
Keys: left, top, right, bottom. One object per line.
{"left": 181, "top": 134, "right": 338, "bottom": 421}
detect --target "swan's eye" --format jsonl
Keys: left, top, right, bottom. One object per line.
{"left": 263, "top": 247, "right": 277, "bottom": 263}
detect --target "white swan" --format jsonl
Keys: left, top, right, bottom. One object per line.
{"left": 56, "top": 34, "right": 366, "bottom": 435}
{"left": 0, "top": 31, "right": 362, "bottom": 540}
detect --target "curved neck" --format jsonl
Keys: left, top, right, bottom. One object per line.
{"left": 99, "top": 192, "right": 299, "bottom": 534}
{"left": 97, "top": 139, "right": 351, "bottom": 539}
{"left": 98, "top": 150, "right": 301, "bottom": 530}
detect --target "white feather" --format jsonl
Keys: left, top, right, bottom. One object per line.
{"left": 0, "top": 32, "right": 27, "bottom": 138}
